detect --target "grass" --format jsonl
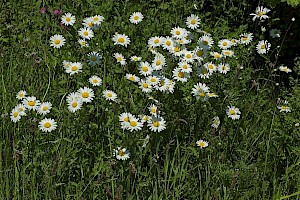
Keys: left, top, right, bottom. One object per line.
{"left": 1, "top": 0, "right": 300, "bottom": 199}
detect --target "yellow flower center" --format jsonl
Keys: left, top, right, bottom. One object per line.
{"left": 93, "top": 79, "right": 98, "bottom": 83}
{"left": 182, "top": 65, "right": 188, "bottom": 69}
{"left": 174, "top": 47, "right": 180, "bottom": 52}
{"left": 196, "top": 50, "right": 204, "bottom": 57}
{"left": 118, "top": 150, "right": 125, "bottom": 156}
{"left": 117, "top": 57, "right": 122, "bottom": 61}
{"left": 191, "top": 19, "right": 196, "bottom": 24}
{"left": 202, "top": 40, "right": 208, "bottom": 45}
{"left": 142, "top": 66, "right": 148, "bottom": 72}
{"left": 91, "top": 56, "right": 97, "bottom": 62}
{"left": 166, "top": 41, "right": 171, "bottom": 46}
{"left": 208, "top": 64, "right": 214, "bottom": 69}
{"left": 134, "top": 16, "right": 139, "bottom": 20}
{"left": 124, "top": 117, "right": 129, "bottom": 122}
{"left": 229, "top": 110, "right": 236, "bottom": 115}
{"left": 201, "top": 69, "right": 207, "bottom": 74}
{"left": 156, "top": 60, "right": 161, "bottom": 65}
{"left": 129, "top": 77, "right": 135, "bottom": 81}
{"left": 222, "top": 66, "right": 226, "bottom": 70}
{"left": 118, "top": 38, "right": 125, "bottom": 43}
{"left": 44, "top": 122, "right": 51, "bottom": 128}
{"left": 19, "top": 107, "right": 24, "bottom": 112}
{"left": 54, "top": 40, "right": 61, "bottom": 45}
{"left": 150, "top": 78, "right": 156, "bottom": 82}
{"left": 151, "top": 108, "right": 156, "bottom": 113}
{"left": 66, "top": 17, "right": 71, "bottom": 22}
{"left": 154, "top": 39, "right": 159, "bottom": 44}
{"left": 178, "top": 72, "right": 184, "bottom": 78}
{"left": 142, "top": 83, "right": 148, "bottom": 88}
{"left": 261, "top": 44, "right": 265, "bottom": 49}
{"left": 242, "top": 37, "right": 247, "bottom": 41}
{"left": 224, "top": 51, "right": 230, "bottom": 55}
{"left": 214, "top": 54, "right": 220, "bottom": 58}
{"left": 88, "top": 22, "right": 93, "bottom": 27}
{"left": 281, "top": 106, "right": 287, "bottom": 110}
{"left": 107, "top": 93, "right": 112, "bottom": 97}
{"left": 199, "top": 142, "right": 205, "bottom": 147}
{"left": 83, "top": 31, "right": 89, "bottom": 36}
{"left": 186, "top": 54, "right": 191, "bottom": 58}
{"left": 199, "top": 93, "right": 205, "bottom": 97}
{"left": 130, "top": 121, "right": 137, "bottom": 127}
{"left": 160, "top": 81, "right": 165, "bottom": 86}
{"left": 19, "top": 93, "right": 24, "bottom": 97}
{"left": 42, "top": 106, "right": 48, "bottom": 111}
{"left": 71, "top": 66, "right": 78, "bottom": 71}
{"left": 93, "top": 17, "right": 99, "bottom": 21}
{"left": 82, "top": 92, "right": 89, "bottom": 98}
{"left": 13, "top": 112, "right": 19, "bottom": 117}
{"left": 72, "top": 102, "right": 77, "bottom": 108}
{"left": 223, "top": 42, "right": 227, "bottom": 46}
{"left": 153, "top": 121, "right": 160, "bottom": 127}
{"left": 175, "top": 30, "right": 180, "bottom": 35}
{"left": 258, "top": 11, "right": 265, "bottom": 16}
{"left": 28, "top": 101, "right": 35, "bottom": 106}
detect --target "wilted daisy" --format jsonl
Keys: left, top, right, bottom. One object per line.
{"left": 130, "top": 56, "right": 142, "bottom": 62}
{"left": 170, "top": 27, "right": 188, "bottom": 39}
{"left": 67, "top": 96, "right": 83, "bottom": 113}
{"left": 250, "top": 6, "right": 271, "bottom": 21}
{"left": 61, "top": 13, "right": 76, "bottom": 26}
{"left": 269, "top": 29, "right": 281, "bottom": 38}
{"left": 211, "top": 116, "right": 220, "bottom": 129}
{"left": 76, "top": 87, "right": 95, "bottom": 103}
{"left": 16, "top": 90, "right": 27, "bottom": 100}
{"left": 103, "top": 90, "right": 118, "bottom": 102}
{"left": 65, "top": 62, "right": 82, "bottom": 75}
{"left": 87, "top": 52, "right": 102, "bottom": 66}
{"left": 38, "top": 118, "right": 57, "bottom": 133}
{"left": 37, "top": 102, "right": 52, "bottom": 115}
{"left": 226, "top": 106, "right": 241, "bottom": 120}
{"left": 186, "top": 14, "right": 200, "bottom": 30}
{"left": 198, "top": 35, "right": 214, "bottom": 49}
{"left": 10, "top": 108, "right": 21, "bottom": 123}
{"left": 139, "top": 80, "right": 153, "bottom": 93}
{"left": 196, "top": 140, "right": 209, "bottom": 148}
{"left": 49, "top": 34, "right": 66, "bottom": 48}
{"left": 279, "top": 65, "right": 292, "bottom": 73}
{"left": 129, "top": 12, "right": 144, "bottom": 24}
{"left": 89, "top": 75, "right": 102, "bottom": 86}
{"left": 112, "top": 33, "right": 130, "bottom": 47}
{"left": 239, "top": 33, "right": 253, "bottom": 45}
{"left": 22, "top": 96, "right": 40, "bottom": 111}
{"left": 218, "top": 39, "right": 232, "bottom": 50}
{"left": 113, "top": 147, "right": 130, "bottom": 160}
{"left": 78, "top": 39, "right": 89, "bottom": 47}
{"left": 139, "top": 62, "right": 153, "bottom": 76}
{"left": 218, "top": 63, "right": 230, "bottom": 74}
{"left": 191, "top": 82, "right": 210, "bottom": 101}
{"left": 147, "top": 116, "right": 166, "bottom": 132}
{"left": 256, "top": 40, "right": 271, "bottom": 54}
{"left": 78, "top": 27, "right": 94, "bottom": 40}
{"left": 113, "top": 53, "right": 127, "bottom": 66}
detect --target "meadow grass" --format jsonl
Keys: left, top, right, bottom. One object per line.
{"left": 1, "top": 0, "right": 300, "bottom": 199}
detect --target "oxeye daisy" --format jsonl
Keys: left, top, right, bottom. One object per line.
{"left": 87, "top": 52, "right": 102, "bottom": 66}
{"left": 186, "top": 14, "right": 200, "bottom": 30}
{"left": 210, "top": 52, "right": 223, "bottom": 60}
{"left": 49, "top": 34, "right": 65, "bottom": 48}
{"left": 170, "top": 27, "right": 188, "bottom": 39}
{"left": 140, "top": 115, "right": 151, "bottom": 123}
{"left": 277, "top": 105, "right": 291, "bottom": 113}
{"left": 10, "top": 108, "right": 21, "bottom": 123}
{"left": 250, "top": 6, "right": 271, "bottom": 21}
{"left": 15, "top": 104, "right": 26, "bottom": 116}
{"left": 129, "top": 12, "right": 144, "bottom": 24}
{"left": 127, "top": 116, "right": 143, "bottom": 132}
{"left": 207, "top": 92, "right": 218, "bottom": 98}
{"left": 193, "top": 47, "right": 207, "bottom": 61}
{"left": 148, "top": 36, "right": 162, "bottom": 47}
{"left": 61, "top": 13, "right": 76, "bottom": 26}
{"left": 176, "top": 37, "right": 191, "bottom": 45}
{"left": 37, "top": 102, "right": 52, "bottom": 115}
{"left": 279, "top": 65, "right": 292, "bottom": 73}
{"left": 169, "top": 46, "right": 183, "bottom": 57}
{"left": 147, "top": 116, "right": 166, "bottom": 132}
{"left": 226, "top": 106, "right": 241, "bottom": 120}
{"left": 161, "top": 36, "right": 174, "bottom": 50}
{"left": 178, "top": 61, "right": 192, "bottom": 73}
{"left": 222, "top": 50, "right": 234, "bottom": 57}
{"left": 147, "top": 76, "right": 160, "bottom": 86}
{"left": 172, "top": 68, "right": 190, "bottom": 82}
{"left": 78, "top": 39, "right": 89, "bottom": 47}
{"left": 130, "top": 56, "right": 142, "bottom": 62}
{"left": 218, "top": 63, "right": 230, "bottom": 74}
{"left": 78, "top": 27, "right": 94, "bottom": 40}
{"left": 198, "top": 34, "right": 214, "bottom": 50}
{"left": 22, "top": 96, "right": 40, "bottom": 111}
{"left": 67, "top": 97, "right": 83, "bottom": 113}
{"left": 181, "top": 50, "right": 194, "bottom": 63}
{"left": 139, "top": 80, "right": 153, "bottom": 93}
{"left": 82, "top": 17, "right": 95, "bottom": 28}
{"left": 197, "top": 66, "right": 212, "bottom": 79}
{"left": 92, "top": 15, "right": 104, "bottom": 25}
{"left": 65, "top": 62, "right": 82, "bottom": 75}
{"left": 126, "top": 73, "right": 140, "bottom": 82}
{"left": 113, "top": 53, "right": 127, "bottom": 66}
{"left": 196, "top": 140, "right": 209, "bottom": 148}
{"left": 113, "top": 147, "right": 130, "bottom": 160}
{"left": 89, "top": 75, "right": 102, "bottom": 86}
{"left": 139, "top": 61, "right": 153, "bottom": 76}
{"left": 112, "top": 33, "right": 130, "bottom": 47}
{"left": 148, "top": 104, "right": 159, "bottom": 117}
{"left": 66, "top": 92, "right": 81, "bottom": 102}
{"left": 211, "top": 116, "right": 220, "bottom": 129}
{"left": 152, "top": 55, "right": 166, "bottom": 70}
{"left": 256, "top": 40, "right": 271, "bottom": 54}
{"left": 230, "top": 38, "right": 239, "bottom": 46}
{"left": 38, "top": 118, "right": 57, "bottom": 133}
{"left": 218, "top": 39, "right": 232, "bottom": 50}
{"left": 166, "top": 80, "right": 175, "bottom": 94}
{"left": 16, "top": 90, "right": 27, "bottom": 100}
{"left": 103, "top": 90, "right": 118, "bottom": 102}
{"left": 119, "top": 112, "right": 133, "bottom": 130}
{"left": 191, "top": 82, "right": 210, "bottom": 101}
{"left": 205, "top": 62, "right": 217, "bottom": 73}
{"left": 240, "top": 33, "right": 253, "bottom": 45}
{"left": 76, "top": 87, "right": 95, "bottom": 103}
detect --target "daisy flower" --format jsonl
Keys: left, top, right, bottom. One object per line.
{"left": 49, "top": 34, "right": 65, "bottom": 48}
{"left": 178, "top": 61, "right": 192, "bottom": 73}
{"left": 127, "top": 116, "right": 143, "bottom": 132}
{"left": 269, "top": 29, "right": 281, "bottom": 38}
{"left": 218, "top": 63, "right": 230, "bottom": 74}
{"left": 250, "top": 6, "right": 271, "bottom": 21}
{"left": 181, "top": 50, "right": 194, "bottom": 63}
{"left": 198, "top": 34, "right": 214, "bottom": 50}
{"left": 279, "top": 65, "right": 292, "bottom": 73}
{"left": 196, "top": 140, "right": 209, "bottom": 148}
{"left": 82, "top": 17, "right": 95, "bottom": 28}
{"left": 222, "top": 50, "right": 234, "bottom": 57}
{"left": 169, "top": 46, "right": 183, "bottom": 57}
{"left": 112, "top": 33, "right": 130, "bottom": 47}
{"left": 210, "top": 52, "right": 223, "bottom": 60}
{"left": 89, "top": 75, "right": 102, "bottom": 86}
{"left": 15, "top": 104, "right": 26, "bottom": 116}
{"left": 61, "top": 13, "right": 76, "bottom": 26}
{"left": 67, "top": 96, "right": 83, "bottom": 113}
{"left": 139, "top": 62, "right": 153, "bottom": 76}
{"left": 103, "top": 90, "right": 118, "bottom": 102}
{"left": 277, "top": 105, "right": 291, "bottom": 113}
{"left": 129, "top": 12, "right": 144, "bottom": 24}
{"left": 161, "top": 36, "right": 174, "bottom": 50}
{"left": 139, "top": 80, "right": 153, "bottom": 93}
{"left": 197, "top": 66, "right": 212, "bottom": 79}
{"left": 170, "top": 27, "right": 188, "bottom": 39}
{"left": 218, "top": 39, "right": 232, "bottom": 50}
{"left": 37, "top": 102, "right": 52, "bottom": 115}
{"left": 78, "top": 27, "right": 94, "bottom": 40}
{"left": 113, "top": 147, "right": 130, "bottom": 160}
{"left": 186, "top": 14, "right": 200, "bottom": 30}
{"left": 147, "top": 116, "right": 166, "bottom": 132}
{"left": 211, "top": 116, "right": 220, "bottom": 129}
{"left": 191, "top": 82, "right": 210, "bottom": 101}
{"left": 193, "top": 47, "right": 207, "bottom": 61}
{"left": 226, "top": 106, "right": 241, "bottom": 120}
{"left": 140, "top": 115, "right": 151, "bottom": 123}
{"left": 205, "top": 62, "right": 217, "bottom": 73}
{"left": 148, "top": 36, "right": 162, "bottom": 47}
{"left": 152, "top": 55, "right": 166, "bottom": 70}
{"left": 38, "top": 118, "right": 57, "bottom": 133}
{"left": 172, "top": 68, "right": 190, "bottom": 82}
{"left": 76, "top": 87, "right": 95, "bottom": 103}
{"left": 148, "top": 104, "right": 159, "bottom": 117}
{"left": 119, "top": 112, "right": 132, "bottom": 130}
{"left": 22, "top": 96, "right": 40, "bottom": 111}
{"left": 240, "top": 33, "right": 253, "bottom": 45}
{"left": 130, "top": 56, "right": 142, "bottom": 62}
{"left": 166, "top": 80, "right": 175, "bottom": 94}
{"left": 207, "top": 92, "right": 218, "bottom": 98}
{"left": 16, "top": 90, "right": 27, "bottom": 100}
{"left": 126, "top": 73, "right": 140, "bottom": 82}
{"left": 147, "top": 76, "right": 160, "bottom": 86}
{"left": 113, "top": 53, "right": 127, "bottom": 66}
{"left": 65, "top": 62, "right": 82, "bottom": 75}
{"left": 78, "top": 39, "right": 89, "bottom": 47}
{"left": 256, "top": 40, "right": 271, "bottom": 54}
{"left": 92, "top": 15, "right": 104, "bottom": 25}
{"left": 87, "top": 52, "right": 102, "bottom": 66}
{"left": 10, "top": 108, "right": 21, "bottom": 123}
